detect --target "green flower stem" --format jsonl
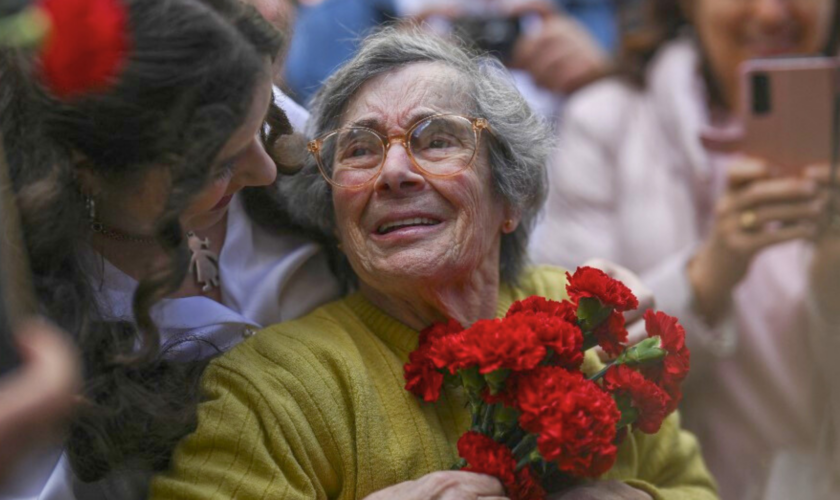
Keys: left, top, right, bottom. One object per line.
{"left": 451, "top": 458, "right": 467, "bottom": 470}
{"left": 588, "top": 359, "right": 617, "bottom": 383}
{"left": 503, "top": 426, "right": 526, "bottom": 449}
{"left": 617, "top": 407, "right": 639, "bottom": 429}
{"left": 0, "top": 6, "right": 50, "bottom": 48}
{"left": 480, "top": 402, "right": 495, "bottom": 435}
{"left": 511, "top": 433, "right": 538, "bottom": 463}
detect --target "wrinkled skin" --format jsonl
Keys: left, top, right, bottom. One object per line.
{"left": 332, "top": 62, "right": 519, "bottom": 330}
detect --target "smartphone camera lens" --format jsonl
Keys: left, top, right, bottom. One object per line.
{"left": 752, "top": 73, "right": 771, "bottom": 115}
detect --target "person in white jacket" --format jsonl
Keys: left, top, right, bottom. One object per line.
{"left": 530, "top": 0, "right": 840, "bottom": 499}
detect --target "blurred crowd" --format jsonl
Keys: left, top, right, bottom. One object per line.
{"left": 0, "top": 0, "right": 838, "bottom": 500}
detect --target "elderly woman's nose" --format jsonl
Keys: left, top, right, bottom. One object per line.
{"left": 373, "top": 142, "right": 425, "bottom": 193}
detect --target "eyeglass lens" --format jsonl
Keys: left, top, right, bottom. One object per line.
{"left": 321, "top": 115, "right": 478, "bottom": 187}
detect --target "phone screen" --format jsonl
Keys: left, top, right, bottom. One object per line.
{"left": 740, "top": 57, "right": 839, "bottom": 176}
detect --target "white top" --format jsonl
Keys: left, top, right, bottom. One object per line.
{"left": 0, "top": 90, "right": 341, "bottom": 500}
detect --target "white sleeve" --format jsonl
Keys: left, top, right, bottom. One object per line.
{"left": 0, "top": 448, "right": 75, "bottom": 500}
{"left": 529, "top": 94, "right": 621, "bottom": 269}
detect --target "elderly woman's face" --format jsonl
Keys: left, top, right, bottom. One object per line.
{"left": 692, "top": 0, "right": 835, "bottom": 108}
{"left": 331, "top": 62, "right": 509, "bottom": 291}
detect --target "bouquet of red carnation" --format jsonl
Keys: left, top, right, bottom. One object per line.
{"left": 404, "top": 266, "right": 690, "bottom": 500}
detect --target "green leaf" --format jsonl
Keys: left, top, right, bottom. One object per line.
{"left": 577, "top": 297, "right": 612, "bottom": 332}
{"left": 616, "top": 336, "right": 666, "bottom": 366}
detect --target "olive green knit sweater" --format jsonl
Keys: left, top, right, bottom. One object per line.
{"left": 150, "top": 266, "right": 718, "bottom": 500}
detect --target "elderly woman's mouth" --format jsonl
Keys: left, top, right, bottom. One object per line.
{"left": 376, "top": 217, "right": 442, "bottom": 235}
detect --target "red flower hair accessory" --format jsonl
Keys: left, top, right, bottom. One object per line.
{"left": 38, "top": 0, "right": 130, "bottom": 98}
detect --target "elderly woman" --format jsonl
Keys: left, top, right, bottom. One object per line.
{"left": 150, "top": 28, "right": 717, "bottom": 500}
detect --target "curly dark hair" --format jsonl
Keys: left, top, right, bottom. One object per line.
{"left": 0, "top": 0, "right": 297, "bottom": 481}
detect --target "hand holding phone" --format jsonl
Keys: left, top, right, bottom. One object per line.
{"left": 450, "top": 14, "right": 525, "bottom": 64}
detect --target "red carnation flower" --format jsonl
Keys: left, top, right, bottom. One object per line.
{"left": 428, "top": 319, "right": 546, "bottom": 375}
{"left": 507, "top": 296, "right": 578, "bottom": 323}
{"left": 38, "top": 0, "right": 130, "bottom": 98}
{"left": 641, "top": 310, "right": 690, "bottom": 413}
{"left": 418, "top": 319, "right": 463, "bottom": 348}
{"left": 505, "top": 312, "right": 584, "bottom": 369}
{"left": 404, "top": 320, "right": 463, "bottom": 402}
{"left": 508, "top": 462, "right": 546, "bottom": 500}
{"left": 514, "top": 367, "right": 620, "bottom": 477}
{"left": 458, "top": 431, "right": 517, "bottom": 488}
{"left": 604, "top": 365, "right": 670, "bottom": 433}
{"left": 566, "top": 267, "right": 639, "bottom": 312}
{"left": 404, "top": 349, "right": 445, "bottom": 403}
{"left": 458, "top": 432, "right": 544, "bottom": 500}
{"left": 592, "top": 310, "right": 629, "bottom": 359}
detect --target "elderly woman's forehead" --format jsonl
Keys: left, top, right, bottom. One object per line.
{"left": 341, "top": 62, "right": 471, "bottom": 124}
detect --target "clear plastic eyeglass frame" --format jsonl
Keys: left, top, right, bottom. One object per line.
{"left": 307, "top": 114, "right": 491, "bottom": 189}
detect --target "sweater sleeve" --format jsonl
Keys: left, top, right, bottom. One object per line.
{"left": 615, "top": 412, "right": 719, "bottom": 500}
{"left": 148, "top": 353, "right": 344, "bottom": 500}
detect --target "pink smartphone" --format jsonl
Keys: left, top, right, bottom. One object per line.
{"left": 740, "top": 56, "right": 839, "bottom": 177}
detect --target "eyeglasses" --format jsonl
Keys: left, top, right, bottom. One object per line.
{"left": 307, "top": 114, "right": 490, "bottom": 189}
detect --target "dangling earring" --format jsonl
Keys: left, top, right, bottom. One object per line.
{"left": 503, "top": 219, "right": 515, "bottom": 233}
{"left": 85, "top": 195, "right": 103, "bottom": 232}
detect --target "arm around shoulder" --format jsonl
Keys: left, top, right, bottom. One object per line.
{"left": 149, "top": 339, "right": 347, "bottom": 500}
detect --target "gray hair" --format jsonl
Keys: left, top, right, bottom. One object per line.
{"left": 280, "top": 26, "right": 552, "bottom": 285}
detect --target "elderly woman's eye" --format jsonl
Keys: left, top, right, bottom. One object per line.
{"left": 349, "top": 147, "right": 371, "bottom": 157}
{"left": 421, "top": 134, "right": 459, "bottom": 150}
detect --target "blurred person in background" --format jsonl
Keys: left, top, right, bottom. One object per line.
{"left": 241, "top": 0, "right": 311, "bottom": 134}
{"left": 282, "top": 0, "right": 620, "bottom": 112}
{"left": 529, "top": 0, "right": 840, "bottom": 499}
{"left": 283, "top": 0, "right": 396, "bottom": 104}
{"left": 0, "top": 0, "right": 339, "bottom": 498}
